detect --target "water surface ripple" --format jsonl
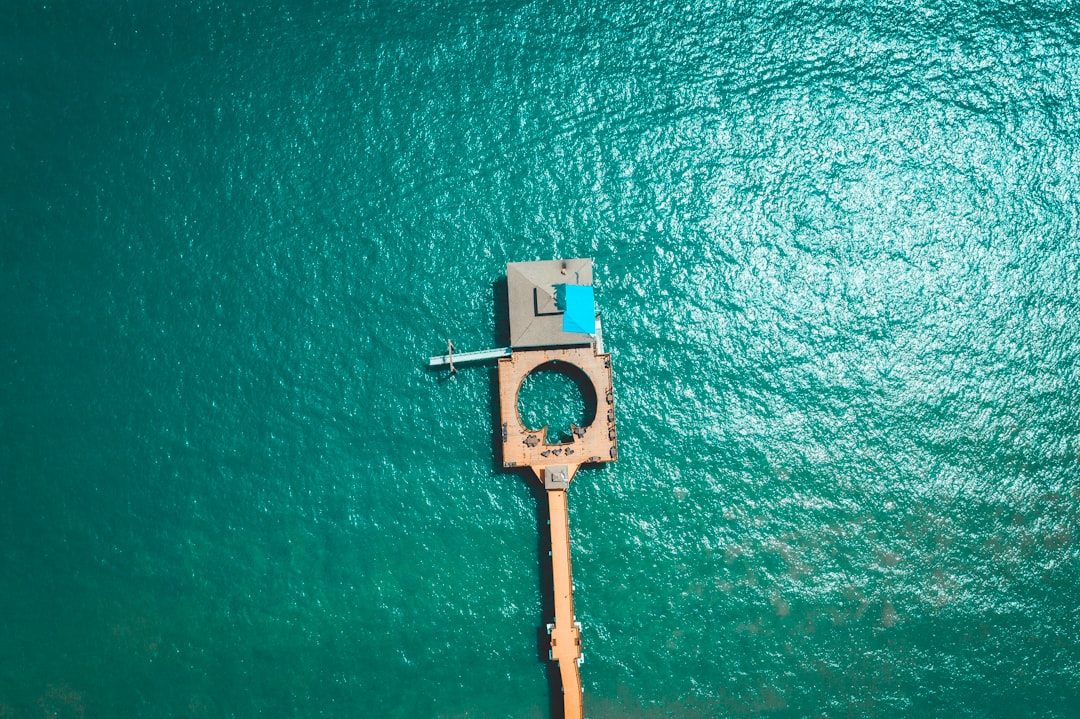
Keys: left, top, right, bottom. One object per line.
{"left": 2, "top": 1, "right": 1078, "bottom": 717}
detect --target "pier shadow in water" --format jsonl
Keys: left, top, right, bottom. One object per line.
{"left": 486, "top": 364, "right": 564, "bottom": 719}
{"left": 492, "top": 277, "right": 510, "bottom": 348}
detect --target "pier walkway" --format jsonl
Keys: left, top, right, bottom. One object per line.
{"left": 434, "top": 259, "right": 618, "bottom": 719}
{"left": 547, "top": 487, "right": 583, "bottom": 718}
{"left": 498, "top": 344, "right": 617, "bottom": 719}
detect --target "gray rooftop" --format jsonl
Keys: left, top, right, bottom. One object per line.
{"left": 507, "top": 258, "right": 595, "bottom": 348}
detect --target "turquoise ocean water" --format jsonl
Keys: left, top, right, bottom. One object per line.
{"left": 2, "top": 1, "right": 1079, "bottom": 717}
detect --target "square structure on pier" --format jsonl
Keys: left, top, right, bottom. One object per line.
{"left": 507, "top": 259, "right": 595, "bottom": 348}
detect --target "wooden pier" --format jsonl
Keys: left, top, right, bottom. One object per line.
{"left": 497, "top": 343, "right": 616, "bottom": 719}
{"left": 496, "top": 260, "right": 617, "bottom": 719}
{"left": 433, "top": 259, "right": 617, "bottom": 719}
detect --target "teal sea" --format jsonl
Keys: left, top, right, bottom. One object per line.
{"left": 2, "top": 1, "right": 1079, "bottom": 717}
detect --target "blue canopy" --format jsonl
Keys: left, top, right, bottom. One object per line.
{"left": 561, "top": 284, "right": 596, "bottom": 334}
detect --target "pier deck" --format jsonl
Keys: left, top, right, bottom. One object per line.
{"left": 497, "top": 343, "right": 617, "bottom": 719}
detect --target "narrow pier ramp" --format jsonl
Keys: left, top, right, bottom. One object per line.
{"left": 427, "top": 345, "right": 510, "bottom": 368}
{"left": 547, "top": 486, "right": 583, "bottom": 718}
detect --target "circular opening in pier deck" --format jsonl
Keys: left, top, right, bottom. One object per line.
{"left": 516, "top": 361, "right": 598, "bottom": 445}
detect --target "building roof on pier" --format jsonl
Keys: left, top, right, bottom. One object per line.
{"left": 507, "top": 258, "right": 595, "bottom": 348}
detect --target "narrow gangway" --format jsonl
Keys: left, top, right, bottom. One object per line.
{"left": 427, "top": 345, "right": 511, "bottom": 368}
{"left": 547, "top": 488, "right": 583, "bottom": 719}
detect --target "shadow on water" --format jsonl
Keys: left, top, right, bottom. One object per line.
{"left": 492, "top": 277, "right": 510, "bottom": 348}
{"left": 486, "top": 363, "right": 564, "bottom": 719}
{"left": 418, "top": 279, "right": 509, "bottom": 377}
{"left": 531, "top": 478, "right": 564, "bottom": 719}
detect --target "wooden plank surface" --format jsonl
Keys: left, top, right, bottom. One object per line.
{"left": 548, "top": 488, "right": 583, "bottom": 719}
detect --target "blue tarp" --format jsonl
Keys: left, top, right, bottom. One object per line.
{"left": 561, "top": 284, "right": 596, "bottom": 334}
